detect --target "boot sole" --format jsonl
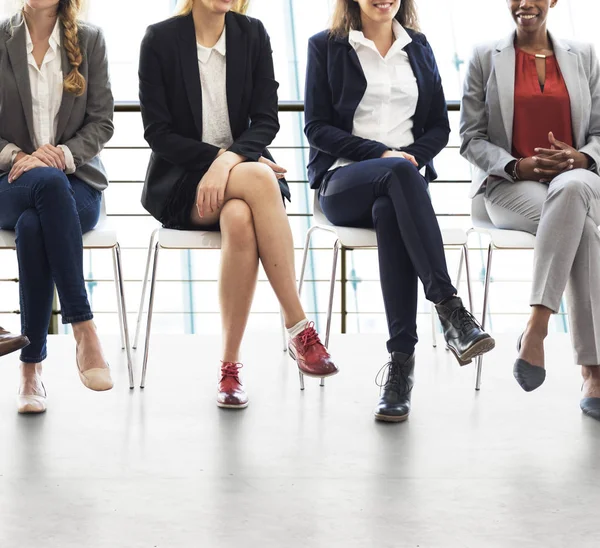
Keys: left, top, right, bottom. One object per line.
{"left": 374, "top": 412, "right": 409, "bottom": 423}
{"left": 288, "top": 346, "right": 340, "bottom": 378}
{"left": 447, "top": 336, "right": 496, "bottom": 366}
{"left": 217, "top": 401, "right": 249, "bottom": 409}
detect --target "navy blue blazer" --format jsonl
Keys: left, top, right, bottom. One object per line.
{"left": 304, "top": 27, "right": 450, "bottom": 189}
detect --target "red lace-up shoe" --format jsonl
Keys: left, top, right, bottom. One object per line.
{"left": 288, "top": 322, "right": 339, "bottom": 378}
{"left": 217, "top": 362, "right": 248, "bottom": 409}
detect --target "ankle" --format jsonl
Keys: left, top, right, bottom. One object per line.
{"left": 524, "top": 321, "right": 548, "bottom": 340}
{"left": 20, "top": 362, "right": 42, "bottom": 377}
{"left": 582, "top": 366, "right": 600, "bottom": 380}
{"left": 72, "top": 321, "right": 97, "bottom": 344}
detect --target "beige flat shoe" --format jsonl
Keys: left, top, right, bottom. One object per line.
{"left": 76, "top": 357, "right": 113, "bottom": 392}
{"left": 17, "top": 383, "right": 47, "bottom": 414}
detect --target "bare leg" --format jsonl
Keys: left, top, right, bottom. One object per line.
{"left": 19, "top": 362, "right": 44, "bottom": 396}
{"left": 191, "top": 163, "right": 306, "bottom": 328}
{"left": 519, "top": 305, "right": 553, "bottom": 368}
{"left": 218, "top": 200, "right": 260, "bottom": 362}
{"left": 582, "top": 366, "right": 600, "bottom": 398}
{"left": 72, "top": 320, "right": 108, "bottom": 372}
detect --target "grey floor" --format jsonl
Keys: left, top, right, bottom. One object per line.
{"left": 0, "top": 331, "right": 599, "bottom": 548}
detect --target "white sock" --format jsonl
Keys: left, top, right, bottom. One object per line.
{"left": 287, "top": 319, "right": 309, "bottom": 339}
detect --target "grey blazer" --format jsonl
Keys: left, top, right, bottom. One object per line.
{"left": 0, "top": 13, "right": 114, "bottom": 191}
{"left": 460, "top": 32, "right": 600, "bottom": 198}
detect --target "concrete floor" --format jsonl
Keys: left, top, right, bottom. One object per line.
{"left": 0, "top": 331, "right": 599, "bottom": 548}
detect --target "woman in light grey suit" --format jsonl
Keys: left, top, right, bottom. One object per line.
{"left": 0, "top": 0, "right": 115, "bottom": 413}
{"left": 460, "top": 0, "right": 600, "bottom": 420}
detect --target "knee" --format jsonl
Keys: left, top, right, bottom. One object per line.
{"left": 371, "top": 196, "right": 395, "bottom": 226}
{"left": 548, "top": 174, "right": 589, "bottom": 201}
{"left": 15, "top": 209, "right": 42, "bottom": 239}
{"left": 220, "top": 199, "right": 256, "bottom": 248}
{"left": 386, "top": 158, "right": 421, "bottom": 180}
{"left": 236, "top": 162, "right": 280, "bottom": 197}
{"left": 34, "top": 168, "right": 70, "bottom": 196}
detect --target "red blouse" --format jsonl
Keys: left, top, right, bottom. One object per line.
{"left": 512, "top": 48, "right": 573, "bottom": 159}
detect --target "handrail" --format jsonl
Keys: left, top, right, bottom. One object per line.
{"left": 114, "top": 99, "right": 461, "bottom": 113}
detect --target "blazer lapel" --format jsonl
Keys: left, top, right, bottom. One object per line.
{"left": 6, "top": 14, "right": 35, "bottom": 142}
{"left": 493, "top": 34, "right": 516, "bottom": 149}
{"left": 552, "top": 34, "right": 585, "bottom": 148}
{"left": 225, "top": 12, "right": 246, "bottom": 135}
{"left": 178, "top": 14, "right": 204, "bottom": 138}
{"left": 55, "top": 40, "right": 75, "bottom": 142}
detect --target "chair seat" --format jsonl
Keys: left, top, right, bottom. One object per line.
{"left": 158, "top": 228, "right": 222, "bottom": 249}
{"left": 0, "top": 223, "right": 117, "bottom": 249}
{"left": 471, "top": 226, "right": 535, "bottom": 249}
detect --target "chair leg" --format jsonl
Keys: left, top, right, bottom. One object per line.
{"left": 134, "top": 229, "right": 158, "bottom": 350}
{"left": 280, "top": 308, "right": 287, "bottom": 352}
{"left": 455, "top": 246, "right": 465, "bottom": 295}
{"left": 320, "top": 240, "right": 341, "bottom": 388}
{"left": 462, "top": 244, "right": 474, "bottom": 313}
{"left": 141, "top": 242, "right": 160, "bottom": 389}
{"left": 475, "top": 243, "right": 494, "bottom": 391}
{"left": 298, "top": 226, "right": 317, "bottom": 296}
{"left": 431, "top": 302, "right": 437, "bottom": 348}
{"left": 112, "top": 247, "right": 126, "bottom": 350}
{"left": 114, "top": 243, "right": 134, "bottom": 390}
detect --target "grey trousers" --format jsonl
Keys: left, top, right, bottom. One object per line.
{"left": 484, "top": 169, "right": 600, "bottom": 365}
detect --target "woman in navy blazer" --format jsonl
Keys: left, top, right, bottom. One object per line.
{"left": 139, "top": 0, "right": 338, "bottom": 409}
{"left": 304, "top": 0, "right": 494, "bottom": 422}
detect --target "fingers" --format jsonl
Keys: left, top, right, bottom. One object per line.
{"left": 9, "top": 159, "right": 32, "bottom": 182}
{"left": 259, "top": 156, "right": 287, "bottom": 175}
{"left": 532, "top": 153, "right": 573, "bottom": 167}
{"left": 209, "top": 187, "right": 219, "bottom": 214}
{"left": 32, "top": 150, "right": 58, "bottom": 168}
{"left": 406, "top": 154, "right": 418, "bottom": 167}
{"left": 217, "top": 187, "right": 225, "bottom": 210}
{"left": 196, "top": 188, "right": 205, "bottom": 218}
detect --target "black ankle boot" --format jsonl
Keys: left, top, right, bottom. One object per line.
{"left": 435, "top": 296, "right": 495, "bottom": 366}
{"left": 374, "top": 351, "right": 415, "bottom": 422}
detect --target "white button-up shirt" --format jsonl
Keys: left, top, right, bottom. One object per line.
{"left": 331, "top": 20, "right": 419, "bottom": 170}
{"left": 0, "top": 20, "right": 75, "bottom": 172}
{"left": 197, "top": 26, "right": 234, "bottom": 150}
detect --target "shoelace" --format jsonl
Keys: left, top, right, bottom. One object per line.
{"left": 375, "top": 360, "right": 412, "bottom": 396}
{"left": 299, "top": 322, "right": 321, "bottom": 348}
{"left": 450, "top": 307, "right": 482, "bottom": 331}
{"left": 220, "top": 361, "right": 243, "bottom": 383}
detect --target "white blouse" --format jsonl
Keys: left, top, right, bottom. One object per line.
{"left": 331, "top": 20, "right": 419, "bottom": 170}
{"left": 197, "top": 26, "right": 234, "bottom": 150}
{"left": 0, "top": 20, "right": 75, "bottom": 172}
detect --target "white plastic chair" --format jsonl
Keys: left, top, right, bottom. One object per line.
{"left": 469, "top": 192, "right": 536, "bottom": 390}
{"left": 134, "top": 228, "right": 288, "bottom": 388}
{"left": 297, "top": 192, "right": 474, "bottom": 390}
{"left": 0, "top": 196, "right": 134, "bottom": 389}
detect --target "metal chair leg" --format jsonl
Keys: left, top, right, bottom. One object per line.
{"left": 455, "top": 245, "right": 465, "bottom": 295}
{"left": 280, "top": 309, "right": 287, "bottom": 352}
{"left": 298, "top": 226, "right": 317, "bottom": 296}
{"left": 114, "top": 243, "right": 134, "bottom": 390}
{"left": 134, "top": 229, "right": 158, "bottom": 350}
{"left": 431, "top": 302, "right": 437, "bottom": 348}
{"left": 321, "top": 240, "right": 340, "bottom": 388}
{"left": 462, "top": 244, "right": 474, "bottom": 313}
{"left": 141, "top": 242, "right": 160, "bottom": 389}
{"left": 475, "top": 243, "right": 494, "bottom": 391}
{"left": 112, "top": 247, "right": 126, "bottom": 350}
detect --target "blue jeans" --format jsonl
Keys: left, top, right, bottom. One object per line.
{"left": 0, "top": 168, "right": 101, "bottom": 362}
{"left": 319, "top": 158, "right": 456, "bottom": 355}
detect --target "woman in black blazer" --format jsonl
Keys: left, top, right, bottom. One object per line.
{"left": 304, "top": 0, "right": 494, "bottom": 422}
{"left": 139, "top": 0, "right": 338, "bottom": 409}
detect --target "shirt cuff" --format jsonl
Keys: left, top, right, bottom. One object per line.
{"left": 0, "top": 144, "right": 22, "bottom": 172}
{"left": 58, "top": 145, "right": 76, "bottom": 174}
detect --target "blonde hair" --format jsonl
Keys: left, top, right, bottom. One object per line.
{"left": 174, "top": 0, "right": 250, "bottom": 16}
{"left": 20, "top": 0, "right": 86, "bottom": 96}
{"left": 330, "top": 0, "right": 419, "bottom": 37}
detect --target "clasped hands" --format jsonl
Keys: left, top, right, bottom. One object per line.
{"left": 518, "top": 131, "right": 589, "bottom": 183}
{"left": 195, "top": 151, "right": 287, "bottom": 218}
{"left": 8, "top": 144, "right": 66, "bottom": 183}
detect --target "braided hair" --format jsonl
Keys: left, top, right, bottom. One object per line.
{"left": 58, "top": 0, "right": 85, "bottom": 96}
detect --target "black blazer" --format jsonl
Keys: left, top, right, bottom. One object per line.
{"left": 139, "top": 12, "right": 290, "bottom": 220}
{"left": 304, "top": 27, "right": 450, "bottom": 189}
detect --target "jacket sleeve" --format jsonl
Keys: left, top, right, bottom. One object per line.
{"left": 60, "top": 28, "right": 115, "bottom": 167}
{"left": 579, "top": 43, "right": 600, "bottom": 175}
{"left": 227, "top": 21, "right": 279, "bottom": 161}
{"left": 399, "top": 39, "right": 450, "bottom": 169}
{"left": 138, "top": 26, "right": 221, "bottom": 169}
{"left": 459, "top": 46, "right": 516, "bottom": 181}
{"left": 303, "top": 35, "right": 389, "bottom": 161}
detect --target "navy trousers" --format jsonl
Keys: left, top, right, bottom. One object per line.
{"left": 0, "top": 168, "right": 101, "bottom": 362}
{"left": 319, "top": 158, "right": 456, "bottom": 355}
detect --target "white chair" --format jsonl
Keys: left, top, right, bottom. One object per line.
{"left": 297, "top": 192, "right": 474, "bottom": 390}
{"left": 0, "top": 196, "right": 134, "bottom": 389}
{"left": 134, "top": 228, "right": 288, "bottom": 388}
{"left": 469, "top": 193, "right": 535, "bottom": 390}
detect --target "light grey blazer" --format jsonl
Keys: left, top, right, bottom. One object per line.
{"left": 460, "top": 32, "right": 600, "bottom": 198}
{"left": 0, "top": 13, "right": 114, "bottom": 191}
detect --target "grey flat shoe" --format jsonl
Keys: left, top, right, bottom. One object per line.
{"left": 580, "top": 398, "right": 600, "bottom": 421}
{"left": 513, "top": 332, "right": 546, "bottom": 392}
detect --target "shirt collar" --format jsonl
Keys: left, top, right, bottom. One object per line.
{"left": 349, "top": 20, "right": 412, "bottom": 58}
{"left": 197, "top": 25, "right": 227, "bottom": 64}
{"left": 25, "top": 18, "right": 62, "bottom": 55}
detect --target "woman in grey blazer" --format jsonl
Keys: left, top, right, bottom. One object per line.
{"left": 460, "top": 0, "right": 600, "bottom": 420}
{"left": 0, "top": 0, "right": 115, "bottom": 413}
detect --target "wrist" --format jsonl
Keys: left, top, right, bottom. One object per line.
{"left": 579, "top": 152, "right": 593, "bottom": 170}
{"left": 214, "top": 150, "right": 244, "bottom": 171}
